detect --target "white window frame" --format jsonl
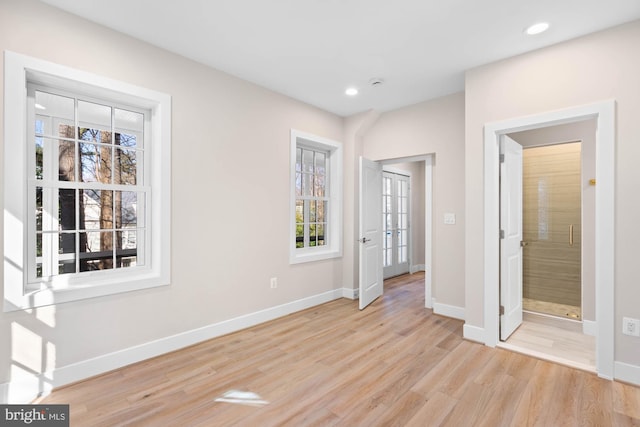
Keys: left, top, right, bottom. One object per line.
{"left": 3, "top": 51, "right": 171, "bottom": 311}
{"left": 289, "top": 129, "right": 342, "bottom": 264}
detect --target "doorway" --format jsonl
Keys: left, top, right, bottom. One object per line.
{"left": 482, "top": 101, "right": 615, "bottom": 379}
{"left": 499, "top": 127, "right": 595, "bottom": 371}
{"left": 358, "top": 155, "right": 433, "bottom": 310}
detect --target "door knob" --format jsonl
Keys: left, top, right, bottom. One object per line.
{"left": 360, "top": 237, "right": 371, "bottom": 243}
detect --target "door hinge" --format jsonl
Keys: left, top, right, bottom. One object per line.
{"left": 499, "top": 154, "right": 505, "bottom": 163}
{"left": 500, "top": 229, "right": 505, "bottom": 239}
{"left": 499, "top": 305, "right": 505, "bottom": 315}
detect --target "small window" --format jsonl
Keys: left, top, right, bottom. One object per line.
{"left": 4, "top": 51, "right": 171, "bottom": 311}
{"left": 290, "top": 130, "right": 342, "bottom": 264}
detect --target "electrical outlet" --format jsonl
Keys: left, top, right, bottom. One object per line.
{"left": 270, "top": 277, "right": 277, "bottom": 289}
{"left": 622, "top": 317, "right": 640, "bottom": 337}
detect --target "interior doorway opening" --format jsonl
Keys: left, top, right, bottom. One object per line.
{"left": 500, "top": 121, "right": 596, "bottom": 371}
{"left": 506, "top": 118, "right": 597, "bottom": 327}
{"left": 358, "top": 154, "right": 433, "bottom": 310}
{"left": 482, "top": 100, "right": 614, "bottom": 379}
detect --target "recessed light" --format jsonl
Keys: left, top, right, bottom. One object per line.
{"left": 345, "top": 87, "right": 358, "bottom": 96}
{"left": 525, "top": 22, "right": 550, "bottom": 36}
{"left": 35, "top": 103, "right": 46, "bottom": 110}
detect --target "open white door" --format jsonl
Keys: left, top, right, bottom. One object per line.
{"left": 359, "top": 157, "right": 383, "bottom": 310}
{"left": 500, "top": 135, "right": 523, "bottom": 340}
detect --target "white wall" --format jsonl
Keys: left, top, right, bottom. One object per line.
{"left": 465, "top": 20, "right": 640, "bottom": 372}
{"left": 0, "top": 0, "right": 347, "bottom": 399}
{"left": 362, "top": 93, "right": 465, "bottom": 309}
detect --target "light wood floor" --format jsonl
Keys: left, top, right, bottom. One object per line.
{"left": 38, "top": 273, "right": 640, "bottom": 426}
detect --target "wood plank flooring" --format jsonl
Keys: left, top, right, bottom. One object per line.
{"left": 38, "top": 273, "right": 640, "bottom": 426}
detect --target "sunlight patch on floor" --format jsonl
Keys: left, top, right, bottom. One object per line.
{"left": 214, "top": 390, "right": 269, "bottom": 407}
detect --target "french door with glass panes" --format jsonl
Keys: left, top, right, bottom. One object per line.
{"left": 382, "top": 171, "right": 410, "bottom": 279}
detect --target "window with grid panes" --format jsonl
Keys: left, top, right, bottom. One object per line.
{"left": 295, "top": 147, "right": 328, "bottom": 248}
{"left": 290, "top": 130, "right": 342, "bottom": 264}
{"left": 32, "top": 87, "right": 145, "bottom": 279}
{"left": 4, "top": 52, "right": 171, "bottom": 311}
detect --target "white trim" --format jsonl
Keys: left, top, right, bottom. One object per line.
{"left": 342, "top": 287, "right": 358, "bottom": 300}
{"left": 3, "top": 51, "right": 171, "bottom": 311}
{"left": 583, "top": 320, "right": 596, "bottom": 337}
{"left": 482, "top": 100, "right": 615, "bottom": 380}
{"left": 382, "top": 165, "right": 411, "bottom": 177}
{"left": 424, "top": 156, "right": 433, "bottom": 309}
{"left": 463, "top": 324, "right": 485, "bottom": 343}
{"left": 0, "top": 289, "right": 343, "bottom": 404}
{"left": 614, "top": 361, "right": 640, "bottom": 386}
{"left": 410, "top": 264, "right": 426, "bottom": 274}
{"left": 432, "top": 298, "right": 465, "bottom": 320}
{"left": 289, "top": 129, "right": 343, "bottom": 264}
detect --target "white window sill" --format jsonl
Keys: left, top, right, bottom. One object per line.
{"left": 289, "top": 248, "right": 342, "bottom": 264}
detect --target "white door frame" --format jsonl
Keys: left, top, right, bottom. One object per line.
{"left": 379, "top": 154, "right": 433, "bottom": 308}
{"left": 483, "top": 101, "right": 615, "bottom": 379}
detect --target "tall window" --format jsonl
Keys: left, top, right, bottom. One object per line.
{"left": 290, "top": 130, "right": 342, "bottom": 264}
{"left": 295, "top": 147, "right": 328, "bottom": 249}
{"left": 31, "top": 87, "right": 145, "bottom": 282}
{"left": 4, "top": 52, "right": 171, "bottom": 311}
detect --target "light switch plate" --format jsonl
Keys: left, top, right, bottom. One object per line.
{"left": 444, "top": 213, "right": 456, "bottom": 225}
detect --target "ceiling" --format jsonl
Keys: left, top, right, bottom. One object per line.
{"left": 39, "top": 0, "right": 640, "bottom": 117}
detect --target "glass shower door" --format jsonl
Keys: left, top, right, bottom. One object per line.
{"left": 522, "top": 142, "right": 582, "bottom": 319}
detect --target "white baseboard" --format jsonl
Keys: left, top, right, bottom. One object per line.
{"left": 432, "top": 298, "right": 465, "bottom": 320}
{"left": 615, "top": 361, "right": 640, "bottom": 386}
{"left": 582, "top": 320, "right": 596, "bottom": 336}
{"left": 410, "top": 264, "right": 426, "bottom": 274}
{"left": 342, "top": 287, "right": 358, "bottom": 300}
{"left": 0, "top": 289, "right": 344, "bottom": 404}
{"left": 463, "top": 324, "right": 485, "bottom": 343}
